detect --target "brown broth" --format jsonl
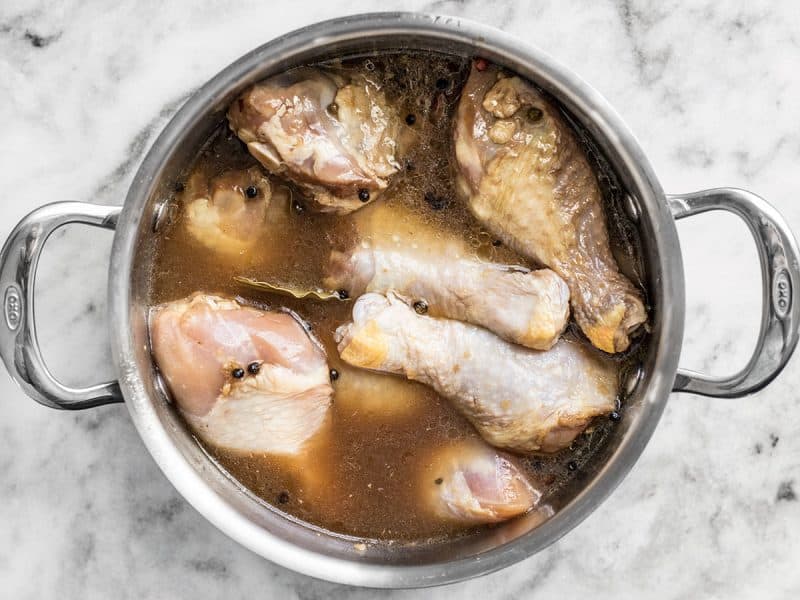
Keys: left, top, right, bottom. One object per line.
{"left": 148, "top": 52, "right": 647, "bottom": 542}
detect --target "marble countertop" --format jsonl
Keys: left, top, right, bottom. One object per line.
{"left": 1, "top": 0, "right": 799, "bottom": 597}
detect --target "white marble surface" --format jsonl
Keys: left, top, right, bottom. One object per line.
{"left": 1, "top": 0, "right": 799, "bottom": 597}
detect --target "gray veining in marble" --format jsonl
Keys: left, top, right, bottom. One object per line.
{"left": 1, "top": 0, "right": 799, "bottom": 598}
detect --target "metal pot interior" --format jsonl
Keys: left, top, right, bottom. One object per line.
{"left": 113, "top": 14, "right": 681, "bottom": 584}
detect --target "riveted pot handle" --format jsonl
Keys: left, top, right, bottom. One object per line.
{"left": 668, "top": 188, "right": 800, "bottom": 397}
{"left": 0, "top": 202, "right": 123, "bottom": 409}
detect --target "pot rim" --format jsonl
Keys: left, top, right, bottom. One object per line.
{"left": 108, "top": 12, "right": 684, "bottom": 588}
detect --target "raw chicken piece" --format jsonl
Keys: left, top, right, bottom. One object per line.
{"left": 335, "top": 293, "right": 618, "bottom": 453}
{"left": 228, "top": 68, "right": 404, "bottom": 214}
{"left": 150, "top": 293, "right": 333, "bottom": 454}
{"left": 331, "top": 366, "right": 430, "bottom": 418}
{"left": 325, "top": 242, "right": 570, "bottom": 350}
{"left": 183, "top": 167, "right": 271, "bottom": 255}
{"left": 423, "top": 439, "right": 541, "bottom": 524}
{"left": 454, "top": 63, "right": 647, "bottom": 353}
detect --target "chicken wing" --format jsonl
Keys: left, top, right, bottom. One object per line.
{"left": 335, "top": 293, "right": 618, "bottom": 453}
{"left": 423, "top": 439, "right": 541, "bottom": 524}
{"left": 454, "top": 63, "right": 646, "bottom": 353}
{"left": 228, "top": 68, "right": 404, "bottom": 213}
{"left": 325, "top": 242, "right": 569, "bottom": 350}
{"left": 183, "top": 167, "right": 271, "bottom": 255}
{"left": 150, "top": 293, "right": 333, "bottom": 455}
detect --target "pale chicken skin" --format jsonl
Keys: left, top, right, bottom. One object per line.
{"left": 336, "top": 293, "right": 618, "bottom": 453}
{"left": 423, "top": 439, "right": 542, "bottom": 524}
{"left": 228, "top": 68, "right": 404, "bottom": 214}
{"left": 150, "top": 293, "right": 333, "bottom": 454}
{"left": 454, "top": 63, "right": 647, "bottom": 353}
{"left": 183, "top": 166, "right": 271, "bottom": 255}
{"left": 325, "top": 243, "right": 570, "bottom": 350}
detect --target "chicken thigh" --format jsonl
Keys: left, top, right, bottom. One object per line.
{"left": 454, "top": 63, "right": 647, "bottom": 353}
{"left": 423, "top": 439, "right": 542, "bottom": 524}
{"left": 183, "top": 166, "right": 271, "bottom": 255}
{"left": 335, "top": 293, "right": 618, "bottom": 453}
{"left": 150, "top": 293, "right": 333, "bottom": 455}
{"left": 228, "top": 68, "right": 404, "bottom": 214}
{"left": 325, "top": 243, "right": 569, "bottom": 350}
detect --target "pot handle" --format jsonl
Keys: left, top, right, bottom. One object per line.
{"left": 0, "top": 202, "right": 123, "bottom": 409}
{"left": 668, "top": 188, "right": 800, "bottom": 397}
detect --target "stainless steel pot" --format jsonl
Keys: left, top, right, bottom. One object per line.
{"left": 1, "top": 12, "right": 798, "bottom": 588}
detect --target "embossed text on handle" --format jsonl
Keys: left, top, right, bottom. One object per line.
{"left": 773, "top": 269, "right": 791, "bottom": 318}
{"left": 4, "top": 285, "right": 22, "bottom": 331}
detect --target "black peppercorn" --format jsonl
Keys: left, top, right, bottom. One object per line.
{"left": 609, "top": 411, "right": 621, "bottom": 422}
{"left": 337, "top": 289, "right": 349, "bottom": 300}
{"left": 527, "top": 107, "right": 544, "bottom": 122}
{"left": 292, "top": 199, "right": 305, "bottom": 214}
{"left": 405, "top": 113, "right": 416, "bottom": 125}
{"left": 434, "top": 477, "right": 443, "bottom": 485}
{"left": 277, "top": 491, "right": 289, "bottom": 504}
{"left": 231, "top": 367, "right": 245, "bottom": 379}
{"left": 327, "top": 102, "right": 338, "bottom": 116}
{"left": 245, "top": 185, "right": 258, "bottom": 198}
{"left": 174, "top": 181, "right": 185, "bottom": 193}
{"left": 329, "top": 368, "right": 340, "bottom": 381}
{"left": 413, "top": 301, "right": 428, "bottom": 315}
{"left": 406, "top": 160, "right": 415, "bottom": 172}
{"left": 435, "top": 77, "right": 448, "bottom": 90}
{"left": 492, "top": 239, "right": 502, "bottom": 247}
{"left": 358, "top": 188, "right": 370, "bottom": 202}
{"left": 567, "top": 461, "right": 578, "bottom": 472}
{"left": 247, "top": 361, "right": 261, "bottom": 375}
{"left": 424, "top": 191, "right": 448, "bottom": 211}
